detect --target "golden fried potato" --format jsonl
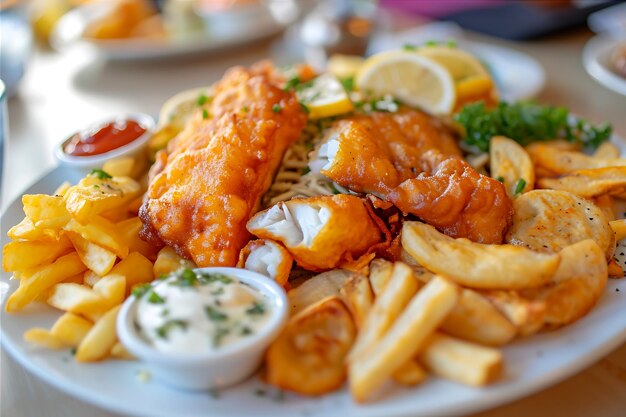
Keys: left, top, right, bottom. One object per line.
{"left": 110, "top": 342, "right": 135, "bottom": 360}
{"left": 111, "top": 251, "right": 154, "bottom": 290}
{"left": 506, "top": 190, "right": 614, "bottom": 260}
{"left": 419, "top": 332, "right": 503, "bottom": 386}
{"left": 5, "top": 253, "right": 88, "bottom": 312}
{"left": 92, "top": 274, "right": 126, "bottom": 309}
{"left": 102, "top": 157, "right": 135, "bottom": 177}
{"left": 287, "top": 269, "right": 354, "bottom": 316}
{"left": 593, "top": 195, "right": 616, "bottom": 221}
{"left": 75, "top": 305, "right": 121, "bottom": 362}
{"left": 594, "top": 142, "right": 621, "bottom": 159}
{"left": 538, "top": 167, "right": 626, "bottom": 198}
{"left": 47, "top": 283, "right": 108, "bottom": 321}
{"left": 266, "top": 296, "right": 356, "bottom": 396}
{"left": 7, "top": 217, "right": 62, "bottom": 242}
{"left": 50, "top": 313, "right": 94, "bottom": 347}
{"left": 66, "top": 232, "right": 117, "bottom": 276}
{"left": 368, "top": 258, "right": 394, "bottom": 296}
{"left": 528, "top": 144, "right": 626, "bottom": 174}
{"left": 401, "top": 222, "right": 560, "bottom": 290}
{"left": 392, "top": 359, "right": 427, "bottom": 386}
{"left": 22, "top": 195, "right": 71, "bottom": 229}
{"left": 65, "top": 176, "right": 140, "bottom": 224}
{"left": 490, "top": 136, "right": 534, "bottom": 197}
{"left": 3, "top": 236, "right": 72, "bottom": 272}
{"left": 152, "top": 246, "right": 195, "bottom": 279}
{"left": 24, "top": 328, "right": 66, "bottom": 349}
{"left": 116, "top": 217, "right": 160, "bottom": 261}
{"left": 442, "top": 288, "right": 516, "bottom": 346}
{"left": 64, "top": 217, "right": 128, "bottom": 259}
{"left": 480, "top": 290, "right": 546, "bottom": 336}
{"left": 610, "top": 219, "right": 626, "bottom": 241}
{"left": 339, "top": 273, "right": 374, "bottom": 329}
{"left": 520, "top": 239, "right": 608, "bottom": 329}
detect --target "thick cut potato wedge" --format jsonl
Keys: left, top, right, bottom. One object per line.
{"left": 528, "top": 144, "right": 626, "bottom": 174}
{"left": 22, "top": 194, "right": 71, "bottom": 229}
{"left": 75, "top": 305, "right": 121, "bottom": 362}
{"left": 47, "top": 283, "right": 109, "bottom": 321}
{"left": 66, "top": 232, "right": 117, "bottom": 276}
{"left": 266, "top": 296, "right": 356, "bottom": 396}
{"left": 50, "top": 313, "right": 94, "bottom": 346}
{"left": 480, "top": 290, "right": 546, "bottom": 336}
{"left": 402, "top": 222, "right": 560, "bottom": 290}
{"left": 93, "top": 274, "right": 126, "bottom": 309}
{"left": 64, "top": 216, "right": 128, "bottom": 259}
{"left": 419, "top": 332, "right": 503, "bottom": 386}
{"left": 349, "top": 262, "right": 419, "bottom": 360}
{"left": 287, "top": 269, "right": 354, "bottom": 316}
{"left": 3, "top": 236, "right": 72, "bottom": 272}
{"left": 5, "top": 252, "right": 88, "bottom": 312}
{"left": 520, "top": 239, "right": 608, "bottom": 329}
{"left": 7, "top": 217, "right": 62, "bottom": 242}
{"left": 349, "top": 276, "right": 459, "bottom": 402}
{"left": 65, "top": 176, "right": 141, "bottom": 224}
{"left": 490, "top": 136, "right": 534, "bottom": 197}
{"left": 442, "top": 288, "right": 516, "bottom": 346}
{"left": 339, "top": 273, "right": 374, "bottom": 329}
{"left": 538, "top": 167, "right": 626, "bottom": 198}
{"left": 506, "top": 190, "right": 614, "bottom": 261}
{"left": 152, "top": 246, "right": 195, "bottom": 279}
{"left": 368, "top": 258, "right": 394, "bottom": 296}
{"left": 111, "top": 251, "right": 155, "bottom": 291}
{"left": 610, "top": 219, "right": 626, "bottom": 241}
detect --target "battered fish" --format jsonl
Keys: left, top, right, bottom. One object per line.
{"left": 310, "top": 111, "right": 512, "bottom": 243}
{"left": 140, "top": 64, "right": 307, "bottom": 266}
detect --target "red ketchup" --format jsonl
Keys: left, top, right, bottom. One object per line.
{"left": 63, "top": 119, "right": 147, "bottom": 157}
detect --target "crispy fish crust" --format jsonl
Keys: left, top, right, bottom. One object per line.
{"left": 140, "top": 63, "right": 307, "bottom": 266}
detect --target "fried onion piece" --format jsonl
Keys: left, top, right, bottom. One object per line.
{"left": 538, "top": 167, "right": 626, "bottom": 198}
{"left": 265, "top": 296, "right": 356, "bottom": 396}
{"left": 506, "top": 190, "right": 614, "bottom": 261}
{"left": 401, "top": 221, "right": 560, "bottom": 290}
{"left": 490, "top": 136, "right": 534, "bottom": 197}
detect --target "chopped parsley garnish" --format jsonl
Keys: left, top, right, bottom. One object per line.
{"left": 402, "top": 43, "right": 417, "bottom": 51}
{"left": 90, "top": 169, "right": 112, "bottom": 179}
{"left": 242, "top": 106, "right": 249, "bottom": 113}
{"left": 197, "top": 93, "right": 208, "bottom": 106}
{"left": 299, "top": 102, "right": 310, "bottom": 114}
{"left": 330, "top": 183, "right": 342, "bottom": 195}
{"left": 213, "top": 327, "right": 230, "bottom": 347}
{"left": 205, "top": 305, "right": 228, "bottom": 321}
{"left": 454, "top": 101, "right": 612, "bottom": 152}
{"left": 199, "top": 273, "right": 233, "bottom": 285}
{"left": 514, "top": 178, "right": 527, "bottom": 195}
{"left": 241, "top": 326, "right": 253, "bottom": 335}
{"left": 132, "top": 283, "right": 152, "bottom": 298}
{"left": 447, "top": 40, "right": 457, "bottom": 48}
{"left": 211, "top": 287, "right": 225, "bottom": 296}
{"left": 495, "top": 176, "right": 504, "bottom": 183}
{"left": 161, "top": 308, "right": 170, "bottom": 317}
{"left": 246, "top": 301, "right": 266, "bottom": 315}
{"left": 147, "top": 290, "right": 165, "bottom": 304}
{"left": 177, "top": 268, "right": 198, "bottom": 287}
{"left": 70, "top": 347, "right": 77, "bottom": 356}
{"left": 283, "top": 76, "right": 301, "bottom": 91}
{"left": 272, "top": 104, "right": 282, "bottom": 113}
{"left": 301, "top": 166, "right": 311, "bottom": 176}
{"left": 425, "top": 40, "right": 439, "bottom": 47}
{"left": 156, "top": 319, "right": 188, "bottom": 339}
{"left": 202, "top": 109, "right": 209, "bottom": 119}
{"left": 339, "top": 76, "right": 355, "bottom": 92}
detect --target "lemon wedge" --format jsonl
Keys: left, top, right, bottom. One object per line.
{"left": 355, "top": 51, "right": 456, "bottom": 115}
{"left": 297, "top": 74, "right": 354, "bottom": 119}
{"left": 415, "top": 46, "right": 489, "bottom": 82}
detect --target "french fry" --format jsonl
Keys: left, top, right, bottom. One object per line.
{"left": 50, "top": 313, "right": 94, "bottom": 346}
{"left": 24, "top": 328, "right": 66, "bottom": 349}
{"left": 102, "top": 157, "right": 135, "bottom": 177}
{"left": 610, "top": 219, "right": 626, "bottom": 241}
{"left": 287, "top": 269, "right": 353, "bottom": 316}
{"left": 538, "top": 167, "right": 626, "bottom": 198}
{"left": 65, "top": 176, "right": 141, "bottom": 224}
{"left": 480, "top": 290, "right": 546, "bottom": 336}
{"left": 265, "top": 296, "right": 356, "bottom": 396}
{"left": 47, "top": 283, "right": 109, "bottom": 321}
{"left": 75, "top": 305, "right": 121, "bottom": 362}
{"left": 391, "top": 359, "right": 427, "bottom": 386}
{"left": 368, "top": 258, "right": 394, "bottom": 296}
{"left": 53, "top": 181, "right": 72, "bottom": 197}
{"left": 339, "top": 273, "right": 374, "bottom": 329}
{"left": 349, "top": 276, "right": 459, "bottom": 402}
{"left": 5, "top": 253, "right": 88, "bottom": 312}
{"left": 7, "top": 217, "right": 61, "bottom": 242}
{"left": 66, "top": 232, "right": 117, "bottom": 276}
{"left": 111, "top": 251, "right": 154, "bottom": 289}
{"left": 490, "top": 136, "right": 534, "bottom": 197}
{"left": 2, "top": 236, "right": 73, "bottom": 272}
{"left": 83, "top": 270, "right": 101, "bottom": 287}
{"left": 402, "top": 221, "right": 560, "bottom": 290}
{"left": 116, "top": 217, "right": 160, "bottom": 261}
{"left": 153, "top": 246, "right": 195, "bottom": 279}
{"left": 349, "top": 262, "right": 420, "bottom": 360}
{"left": 22, "top": 194, "right": 71, "bottom": 229}
{"left": 442, "top": 289, "right": 516, "bottom": 346}
{"left": 93, "top": 274, "right": 126, "bottom": 308}
{"left": 110, "top": 342, "right": 135, "bottom": 360}
{"left": 64, "top": 216, "right": 128, "bottom": 259}
{"left": 594, "top": 142, "right": 621, "bottom": 159}
{"left": 419, "top": 333, "right": 503, "bottom": 386}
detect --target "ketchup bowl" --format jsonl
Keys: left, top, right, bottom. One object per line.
{"left": 54, "top": 113, "right": 155, "bottom": 172}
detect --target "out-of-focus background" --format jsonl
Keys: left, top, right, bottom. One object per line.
{"left": 1, "top": 1, "right": 626, "bottom": 416}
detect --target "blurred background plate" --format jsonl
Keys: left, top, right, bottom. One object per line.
{"left": 582, "top": 35, "right": 626, "bottom": 96}
{"left": 50, "top": 0, "right": 296, "bottom": 61}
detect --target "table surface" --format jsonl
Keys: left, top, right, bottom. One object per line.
{"left": 2, "top": 21, "right": 626, "bottom": 417}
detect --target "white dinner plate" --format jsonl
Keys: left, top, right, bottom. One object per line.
{"left": 50, "top": 2, "right": 289, "bottom": 61}
{"left": 2, "top": 150, "right": 626, "bottom": 417}
{"left": 582, "top": 35, "right": 626, "bottom": 96}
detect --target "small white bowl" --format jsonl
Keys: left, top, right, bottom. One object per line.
{"left": 53, "top": 112, "right": 155, "bottom": 173}
{"left": 116, "top": 267, "right": 288, "bottom": 391}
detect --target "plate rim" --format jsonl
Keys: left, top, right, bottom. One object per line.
{"left": 582, "top": 35, "right": 626, "bottom": 96}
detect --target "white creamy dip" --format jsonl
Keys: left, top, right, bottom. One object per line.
{"left": 134, "top": 269, "right": 271, "bottom": 355}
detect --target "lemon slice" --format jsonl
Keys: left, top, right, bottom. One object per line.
{"left": 297, "top": 74, "right": 354, "bottom": 119}
{"left": 416, "top": 46, "right": 488, "bottom": 82}
{"left": 355, "top": 51, "right": 456, "bottom": 115}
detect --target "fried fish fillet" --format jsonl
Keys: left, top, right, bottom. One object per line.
{"left": 311, "top": 111, "right": 512, "bottom": 243}
{"left": 140, "top": 64, "right": 307, "bottom": 266}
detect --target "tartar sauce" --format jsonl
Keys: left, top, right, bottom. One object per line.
{"left": 134, "top": 269, "right": 271, "bottom": 354}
